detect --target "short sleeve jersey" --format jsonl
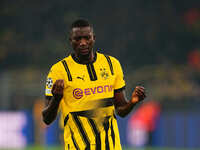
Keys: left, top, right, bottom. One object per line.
{"left": 45, "top": 52, "right": 125, "bottom": 150}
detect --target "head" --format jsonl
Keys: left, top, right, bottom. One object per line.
{"left": 69, "top": 19, "right": 95, "bottom": 60}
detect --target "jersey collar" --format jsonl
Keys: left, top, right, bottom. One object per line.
{"left": 71, "top": 51, "right": 97, "bottom": 64}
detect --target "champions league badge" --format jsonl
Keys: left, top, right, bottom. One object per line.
{"left": 46, "top": 78, "right": 53, "bottom": 88}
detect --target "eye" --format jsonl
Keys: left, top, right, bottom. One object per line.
{"left": 84, "top": 36, "right": 91, "bottom": 40}
{"left": 73, "top": 35, "right": 91, "bottom": 42}
{"left": 74, "top": 36, "right": 81, "bottom": 41}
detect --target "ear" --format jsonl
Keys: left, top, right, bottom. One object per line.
{"left": 93, "top": 34, "right": 96, "bottom": 41}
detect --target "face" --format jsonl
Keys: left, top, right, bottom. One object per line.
{"left": 70, "top": 26, "right": 95, "bottom": 57}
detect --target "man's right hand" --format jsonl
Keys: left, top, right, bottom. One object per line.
{"left": 51, "top": 79, "right": 64, "bottom": 102}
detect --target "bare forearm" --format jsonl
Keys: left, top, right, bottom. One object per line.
{"left": 42, "top": 97, "right": 60, "bottom": 125}
{"left": 114, "top": 86, "right": 146, "bottom": 118}
{"left": 116, "top": 100, "right": 138, "bottom": 117}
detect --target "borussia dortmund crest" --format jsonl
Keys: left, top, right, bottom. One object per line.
{"left": 100, "top": 68, "right": 109, "bottom": 80}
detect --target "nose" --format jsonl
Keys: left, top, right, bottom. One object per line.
{"left": 80, "top": 38, "right": 87, "bottom": 46}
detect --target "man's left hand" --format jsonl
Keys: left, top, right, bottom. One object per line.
{"left": 131, "top": 86, "right": 146, "bottom": 103}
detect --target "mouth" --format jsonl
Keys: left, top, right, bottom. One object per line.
{"left": 79, "top": 48, "right": 89, "bottom": 54}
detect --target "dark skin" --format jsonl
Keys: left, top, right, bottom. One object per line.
{"left": 42, "top": 26, "right": 146, "bottom": 125}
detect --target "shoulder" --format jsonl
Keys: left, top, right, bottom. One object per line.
{"left": 97, "top": 51, "right": 121, "bottom": 64}
{"left": 50, "top": 55, "right": 71, "bottom": 71}
{"left": 109, "top": 55, "right": 120, "bottom": 64}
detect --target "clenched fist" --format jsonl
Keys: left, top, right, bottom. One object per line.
{"left": 131, "top": 86, "right": 146, "bottom": 103}
{"left": 51, "top": 79, "right": 64, "bottom": 102}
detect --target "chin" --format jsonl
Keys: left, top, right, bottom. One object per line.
{"left": 81, "top": 52, "right": 90, "bottom": 56}
{"left": 78, "top": 52, "right": 90, "bottom": 58}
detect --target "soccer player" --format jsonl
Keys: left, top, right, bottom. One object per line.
{"left": 42, "top": 19, "right": 146, "bottom": 150}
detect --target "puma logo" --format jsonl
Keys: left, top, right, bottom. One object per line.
{"left": 77, "top": 76, "right": 84, "bottom": 81}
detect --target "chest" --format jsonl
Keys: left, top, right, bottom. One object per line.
{"left": 64, "top": 61, "right": 115, "bottom": 88}
{"left": 61, "top": 60, "right": 116, "bottom": 110}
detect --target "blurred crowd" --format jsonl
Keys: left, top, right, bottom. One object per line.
{"left": 0, "top": 0, "right": 200, "bottom": 110}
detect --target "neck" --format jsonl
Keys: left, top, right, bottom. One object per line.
{"left": 75, "top": 50, "right": 95, "bottom": 64}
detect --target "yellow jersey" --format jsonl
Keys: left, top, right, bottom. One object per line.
{"left": 45, "top": 52, "right": 125, "bottom": 150}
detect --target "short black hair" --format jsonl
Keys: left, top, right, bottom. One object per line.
{"left": 70, "top": 19, "right": 93, "bottom": 31}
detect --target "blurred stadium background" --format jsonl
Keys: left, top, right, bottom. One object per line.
{"left": 0, "top": 0, "right": 200, "bottom": 150}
